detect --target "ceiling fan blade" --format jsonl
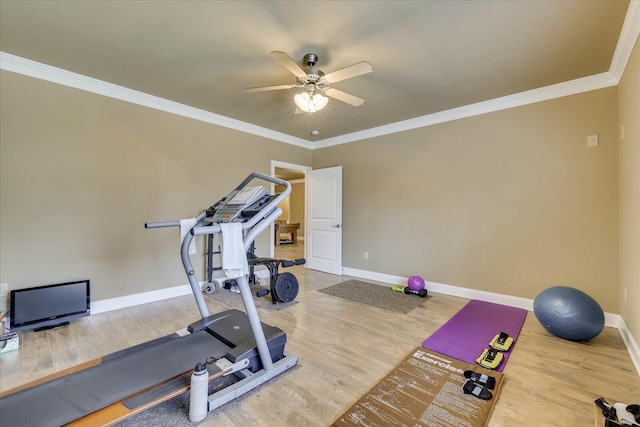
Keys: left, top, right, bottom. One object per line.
{"left": 245, "top": 84, "right": 295, "bottom": 93}
{"left": 323, "top": 61, "right": 372, "bottom": 84}
{"left": 294, "top": 107, "right": 305, "bottom": 114}
{"left": 272, "top": 51, "right": 308, "bottom": 79}
{"left": 325, "top": 88, "right": 365, "bottom": 106}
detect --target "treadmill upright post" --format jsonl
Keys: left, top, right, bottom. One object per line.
{"left": 190, "top": 205, "right": 283, "bottom": 373}
{"left": 181, "top": 231, "right": 210, "bottom": 318}
{"left": 235, "top": 207, "right": 283, "bottom": 373}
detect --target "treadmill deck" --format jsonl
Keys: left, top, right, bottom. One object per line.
{"left": 0, "top": 330, "right": 230, "bottom": 427}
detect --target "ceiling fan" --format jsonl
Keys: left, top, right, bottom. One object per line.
{"left": 245, "top": 51, "right": 372, "bottom": 114}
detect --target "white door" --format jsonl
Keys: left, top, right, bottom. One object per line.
{"left": 305, "top": 166, "right": 342, "bottom": 275}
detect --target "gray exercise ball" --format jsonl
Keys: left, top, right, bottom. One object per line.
{"left": 533, "top": 286, "right": 604, "bottom": 341}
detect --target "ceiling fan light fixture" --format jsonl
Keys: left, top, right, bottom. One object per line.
{"left": 247, "top": 51, "right": 371, "bottom": 112}
{"left": 294, "top": 92, "right": 328, "bottom": 113}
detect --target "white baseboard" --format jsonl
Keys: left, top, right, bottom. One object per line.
{"left": 343, "top": 267, "right": 534, "bottom": 310}
{"left": 617, "top": 317, "right": 640, "bottom": 377}
{"left": 90, "top": 283, "right": 200, "bottom": 314}
{"left": 91, "top": 268, "right": 640, "bottom": 377}
{"left": 342, "top": 266, "right": 640, "bottom": 376}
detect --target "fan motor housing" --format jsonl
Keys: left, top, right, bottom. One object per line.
{"left": 303, "top": 53, "right": 318, "bottom": 67}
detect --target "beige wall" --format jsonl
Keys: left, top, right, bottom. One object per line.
{"left": 274, "top": 184, "right": 291, "bottom": 222}
{"left": 314, "top": 87, "right": 620, "bottom": 312}
{"left": 618, "top": 36, "right": 640, "bottom": 346}
{"left": 289, "top": 181, "right": 305, "bottom": 238}
{"left": 0, "top": 71, "right": 312, "bottom": 300}
{"left": 0, "top": 50, "right": 634, "bottom": 328}
{"left": 274, "top": 182, "right": 305, "bottom": 239}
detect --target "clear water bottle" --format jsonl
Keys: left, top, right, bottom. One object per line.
{"left": 189, "top": 362, "right": 208, "bottom": 422}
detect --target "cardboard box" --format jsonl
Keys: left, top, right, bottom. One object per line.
{"left": 0, "top": 332, "right": 19, "bottom": 354}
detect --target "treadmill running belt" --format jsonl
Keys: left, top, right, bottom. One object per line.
{"left": 0, "top": 331, "right": 230, "bottom": 427}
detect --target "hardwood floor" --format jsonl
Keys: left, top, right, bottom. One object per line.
{"left": 1, "top": 241, "right": 639, "bottom": 426}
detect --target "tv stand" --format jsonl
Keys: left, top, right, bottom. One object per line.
{"left": 34, "top": 321, "right": 69, "bottom": 332}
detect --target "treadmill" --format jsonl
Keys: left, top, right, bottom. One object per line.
{"left": 0, "top": 173, "right": 298, "bottom": 426}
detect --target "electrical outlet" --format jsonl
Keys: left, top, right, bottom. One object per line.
{"left": 587, "top": 134, "right": 599, "bottom": 147}
{"left": 364, "top": 251, "right": 369, "bottom": 260}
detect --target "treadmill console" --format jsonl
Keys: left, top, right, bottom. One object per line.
{"left": 208, "top": 186, "right": 276, "bottom": 223}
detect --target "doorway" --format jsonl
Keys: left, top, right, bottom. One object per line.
{"left": 271, "top": 161, "right": 311, "bottom": 261}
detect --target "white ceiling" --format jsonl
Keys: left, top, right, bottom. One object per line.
{"left": 0, "top": 1, "right": 635, "bottom": 147}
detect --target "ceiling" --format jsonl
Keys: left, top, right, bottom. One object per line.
{"left": 0, "top": 1, "right": 632, "bottom": 144}
{"left": 275, "top": 168, "right": 305, "bottom": 182}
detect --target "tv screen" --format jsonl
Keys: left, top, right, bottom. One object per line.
{"left": 9, "top": 280, "right": 90, "bottom": 332}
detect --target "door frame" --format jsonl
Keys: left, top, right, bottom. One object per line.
{"left": 270, "top": 160, "right": 312, "bottom": 258}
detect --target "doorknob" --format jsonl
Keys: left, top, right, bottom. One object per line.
{"left": 332, "top": 224, "right": 341, "bottom": 228}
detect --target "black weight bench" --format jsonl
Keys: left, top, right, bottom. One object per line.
{"left": 247, "top": 253, "right": 305, "bottom": 304}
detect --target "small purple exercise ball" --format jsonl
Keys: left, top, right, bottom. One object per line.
{"left": 407, "top": 275, "right": 425, "bottom": 291}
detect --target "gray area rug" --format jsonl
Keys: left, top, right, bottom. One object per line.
{"left": 318, "top": 280, "right": 430, "bottom": 314}
{"left": 115, "top": 364, "right": 299, "bottom": 426}
{"left": 205, "top": 284, "right": 299, "bottom": 311}
{"left": 115, "top": 374, "right": 238, "bottom": 426}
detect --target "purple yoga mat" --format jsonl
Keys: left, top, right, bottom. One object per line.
{"left": 422, "top": 300, "right": 528, "bottom": 372}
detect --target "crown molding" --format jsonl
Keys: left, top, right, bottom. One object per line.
{"left": 0, "top": 52, "right": 313, "bottom": 150}
{"left": 312, "top": 71, "right": 618, "bottom": 149}
{"left": 1, "top": 0, "right": 636, "bottom": 151}
{"left": 610, "top": 0, "right": 640, "bottom": 81}
{"left": 2, "top": 50, "right": 618, "bottom": 151}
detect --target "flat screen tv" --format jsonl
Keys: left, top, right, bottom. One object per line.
{"left": 9, "top": 280, "right": 90, "bottom": 332}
